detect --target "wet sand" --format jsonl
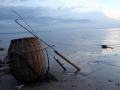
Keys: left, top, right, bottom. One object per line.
{"left": 1, "top": 46, "right": 120, "bottom": 90}
{"left": 1, "top": 29, "right": 120, "bottom": 90}
{"left": 0, "top": 69, "right": 96, "bottom": 90}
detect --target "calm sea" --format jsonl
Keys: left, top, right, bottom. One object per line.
{"left": 1, "top": 28, "right": 120, "bottom": 52}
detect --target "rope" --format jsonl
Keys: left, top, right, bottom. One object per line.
{"left": 10, "top": 53, "right": 40, "bottom": 78}
{"left": 44, "top": 48, "right": 51, "bottom": 78}
{"left": 3, "top": 38, "right": 24, "bottom": 67}
{"left": 10, "top": 51, "right": 51, "bottom": 80}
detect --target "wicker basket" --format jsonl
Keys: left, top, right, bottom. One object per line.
{"left": 8, "top": 37, "right": 46, "bottom": 82}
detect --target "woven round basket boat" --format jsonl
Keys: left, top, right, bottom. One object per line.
{"left": 8, "top": 37, "right": 46, "bottom": 83}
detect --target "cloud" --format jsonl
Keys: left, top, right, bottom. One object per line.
{"left": 102, "top": 9, "right": 120, "bottom": 20}
{"left": 0, "top": 0, "right": 100, "bottom": 9}
{"left": 0, "top": 5, "right": 93, "bottom": 32}
{"left": 72, "top": 6, "right": 98, "bottom": 12}
{"left": 55, "top": 18, "right": 92, "bottom": 23}
{"left": 0, "top": 0, "right": 120, "bottom": 32}
{"left": 0, "top": 0, "right": 40, "bottom": 7}
{"left": 35, "top": 17, "right": 92, "bottom": 24}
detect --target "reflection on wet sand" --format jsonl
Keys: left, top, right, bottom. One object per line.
{"left": 102, "top": 28, "right": 120, "bottom": 55}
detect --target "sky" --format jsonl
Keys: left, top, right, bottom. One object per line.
{"left": 0, "top": 0, "right": 120, "bottom": 32}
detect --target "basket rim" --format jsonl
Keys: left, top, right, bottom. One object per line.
{"left": 11, "top": 37, "right": 38, "bottom": 42}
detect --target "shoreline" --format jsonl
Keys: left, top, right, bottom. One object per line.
{"left": 1, "top": 49, "right": 120, "bottom": 90}
{"left": 0, "top": 50, "right": 96, "bottom": 90}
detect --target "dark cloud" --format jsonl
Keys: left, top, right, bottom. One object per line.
{"left": 1, "top": 4, "right": 119, "bottom": 31}
{"left": 0, "top": 6, "right": 93, "bottom": 27}
{"left": 33, "top": 17, "right": 92, "bottom": 24}
{"left": 20, "top": 0, "right": 29, "bottom": 1}
{"left": 55, "top": 18, "right": 92, "bottom": 23}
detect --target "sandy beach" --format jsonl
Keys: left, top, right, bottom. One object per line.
{"left": 1, "top": 29, "right": 120, "bottom": 90}
{"left": 0, "top": 47, "right": 96, "bottom": 90}
{"left": 1, "top": 49, "right": 120, "bottom": 90}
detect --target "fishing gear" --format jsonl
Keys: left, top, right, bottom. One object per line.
{"left": 13, "top": 11, "right": 80, "bottom": 70}
{"left": 11, "top": 10, "right": 37, "bottom": 36}
{"left": 15, "top": 19, "right": 66, "bottom": 70}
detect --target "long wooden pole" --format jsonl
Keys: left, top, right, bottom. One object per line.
{"left": 54, "top": 57, "right": 66, "bottom": 71}
{"left": 54, "top": 51, "right": 80, "bottom": 70}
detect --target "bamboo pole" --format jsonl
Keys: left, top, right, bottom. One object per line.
{"left": 54, "top": 50, "right": 80, "bottom": 70}
{"left": 54, "top": 57, "right": 66, "bottom": 71}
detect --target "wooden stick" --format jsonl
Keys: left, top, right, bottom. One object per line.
{"left": 54, "top": 50, "right": 80, "bottom": 70}
{"left": 54, "top": 57, "right": 66, "bottom": 71}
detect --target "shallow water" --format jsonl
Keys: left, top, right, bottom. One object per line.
{"left": 1, "top": 28, "right": 120, "bottom": 89}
